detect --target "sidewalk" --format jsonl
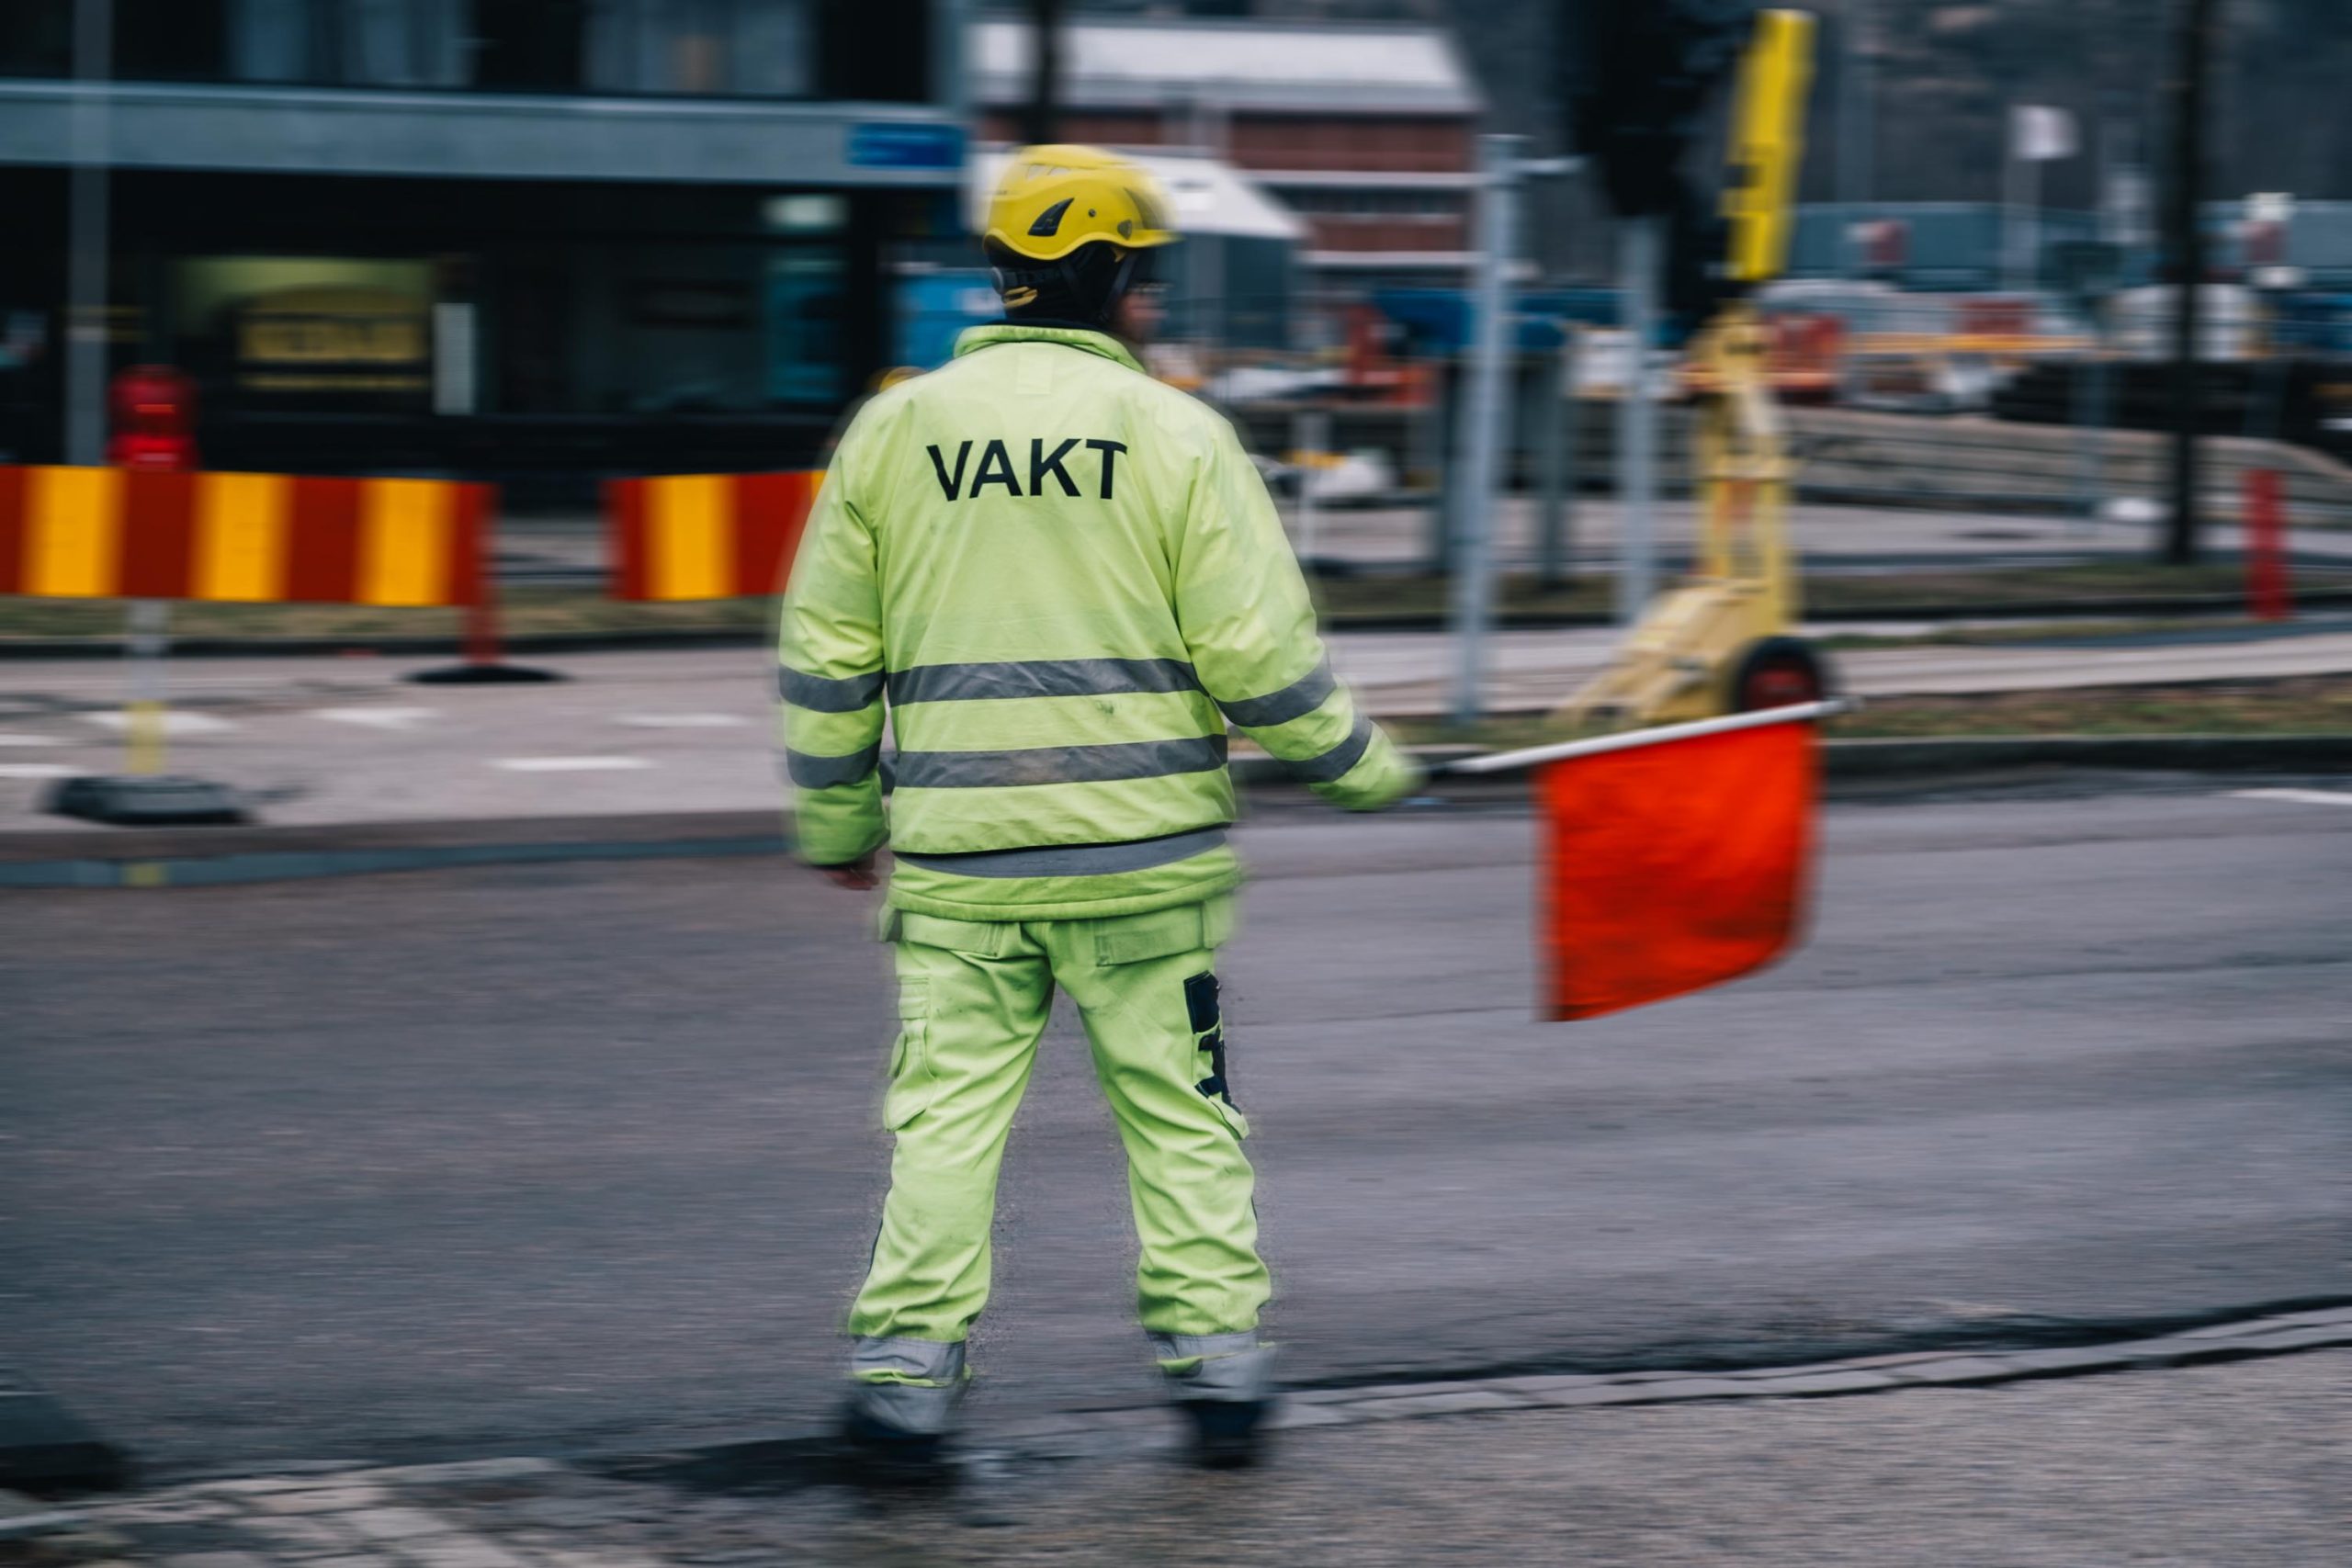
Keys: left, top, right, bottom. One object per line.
{"left": 1284, "top": 493, "right": 2352, "bottom": 578}
{"left": 6, "top": 624, "right": 2352, "bottom": 835}
{"left": 485, "top": 496, "right": 2352, "bottom": 583}
{"left": 10, "top": 1347, "right": 2345, "bottom": 1566}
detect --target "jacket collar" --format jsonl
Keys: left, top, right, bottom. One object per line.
{"left": 954, "top": 322, "right": 1146, "bottom": 375}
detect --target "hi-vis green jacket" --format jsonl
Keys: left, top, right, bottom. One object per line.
{"left": 778, "top": 323, "right": 1420, "bottom": 922}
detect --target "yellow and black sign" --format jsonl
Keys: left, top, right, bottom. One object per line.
{"left": 234, "top": 286, "right": 429, "bottom": 395}
{"left": 1722, "top": 9, "right": 1815, "bottom": 285}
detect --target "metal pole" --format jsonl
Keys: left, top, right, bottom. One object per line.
{"left": 66, "top": 0, "right": 110, "bottom": 468}
{"left": 2163, "top": 0, "right": 2218, "bottom": 565}
{"left": 1449, "top": 135, "right": 1518, "bottom": 725}
{"left": 1537, "top": 327, "right": 1577, "bottom": 586}
{"left": 1615, "top": 214, "right": 1660, "bottom": 626}
{"left": 71, "top": 0, "right": 174, "bottom": 777}
{"left": 1293, "top": 405, "right": 1328, "bottom": 567}
{"left": 1022, "top": 0, "right": 1061, "bottom": 146}
{"left": 1189, "top": 98, "right": 1227, "bottom": 366}
{"left": 1453, "top": 697, "right": 1852, "bottom": 775}
{"left": 2073, "top": 301, "right": 2110, "bottom": 533}
{"left": 1838, "top": 0, "right": 1874, "bottom": 276}
{"left": 1419, "top": 360, "right": 1451, "bottom": 572}
{"left": 2001, "top": 120, "right": 2028, "bottom": 295}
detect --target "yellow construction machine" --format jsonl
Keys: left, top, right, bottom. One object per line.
{"left": 1556, "top": 8, "right": 1834, "bottom": 732}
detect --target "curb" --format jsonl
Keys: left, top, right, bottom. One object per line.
{"left": 1823, "top": 732, "right": 2352, "bottom": 779}
{"left": 4, "top": 1305, "right": 2346, "bottom": 1523}
{"left": 0, "top": 626, "right": 772, "bottom": 662}
{"left": 624, "top": 1300, "right": 2352, "bottom": 1473}
{"left": 1318, "top": 586, "right": 2352, "bottom": 633}
{"left": 9, "top": 590, "right": 2352, "bottom": 659}
{"left": 3, "top": 736, "right": 2344, "bottom": 889}
{"left": 0, "top": 1371, "right": 130, "bottom": 1494}
{"left": 0, "top": 812, "right": 788, "bottom": 889}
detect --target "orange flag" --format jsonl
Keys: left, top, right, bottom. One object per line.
{"left": 1534, "top": 713, "right": 1821, "bottom": 1021}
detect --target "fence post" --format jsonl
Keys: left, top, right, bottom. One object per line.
{"left": 410, "top": 486, "right": 559, "bottom": 685}
{"left": 1538, "top": 327, "right": 1579, "bottom": 587}
{"left": 2244, "top": 467, "right": 2292, "bottom": 622}
{"left": 1292, "top": 405, "right": 1329, "bottom": 569}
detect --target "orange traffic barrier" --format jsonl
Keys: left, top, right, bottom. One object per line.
{"left": 0, "top": 464, "right": 487, "bottom": 605}
{"left": 606, "top": 471, "right": 820, "bottom": 601}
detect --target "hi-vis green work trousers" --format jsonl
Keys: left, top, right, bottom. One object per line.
{"left": 846, "top": 897, "right": 1273, "bottom": 1435}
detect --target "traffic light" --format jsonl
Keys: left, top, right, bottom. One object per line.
{"left": 1560, "top": 0, "right": 1758, "bottom": 221}
{"left": 1561, "top": 0, "right": 1759, "bottom": 334}
{"left": 1721, "top": 9, "right": 1815, "bottom": 285}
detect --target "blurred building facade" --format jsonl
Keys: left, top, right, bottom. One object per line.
{"left": 0, "top": 0, "right": 964, "bottom": 497}
{"left": 969, "top": 13, "right": 1482, "bottom": 303}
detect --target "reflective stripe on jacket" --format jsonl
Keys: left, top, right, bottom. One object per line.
{"left": 778, "top": 323, "right": 1420, "bottom": 919}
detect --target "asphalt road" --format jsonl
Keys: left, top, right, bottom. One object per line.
{"left": 5, "top": 783, "right": 2348, "bottom": 1476}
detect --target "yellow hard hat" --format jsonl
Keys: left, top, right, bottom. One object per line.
{"left": 982, "top": 144, "right": 1179, "bottom": 263}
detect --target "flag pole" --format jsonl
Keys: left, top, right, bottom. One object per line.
{"left": 1448, "top": 698, "right": 1852, "bottom": 775}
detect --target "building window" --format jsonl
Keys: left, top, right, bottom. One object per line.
{"left": 230, "top": 0, "right": 469, "bottom": 87}
{"left": 469, "top": 0, "right": 587, "bottom": 90}
{"left": 118, "top": 0, "right": 231, "bottom": 81}
{"left": 2, "top": 1, "right": 232, "bottom": 82}
{"left": 582, "top": 0, "right": 815, "bottom": 97}
{"left": 1274, "top": 187, "right": 1463, "bottom": 221}
{"left": 0, "top": 3, "right": 69, "bottom": 77}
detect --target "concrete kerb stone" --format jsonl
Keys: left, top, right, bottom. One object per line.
{"left": 5, "top": 1306, "right": 2349, "bottom": 1559}
{"left": 6, "top": 736, "right": 2347, "bottom": 893}
{"left": 1822, "top": 733, "right": 2352, "bottom": 780}
{"left": 991, "top": 1303, "right": 2352, "bottom": 1447}
{"left": 1879, "top": 1357, "right": 2016, "bottom": 1385}
{"left": 0, "top": 1370, "right": 131, "bottom": 1494}
{"left": 7, "top": 587, "right": 2352, "bottom": 661}
{"left": 1727, "top": 1371, "right": 1897, "bottom": 1397}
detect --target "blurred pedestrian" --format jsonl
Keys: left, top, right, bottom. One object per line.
{"left": 777, "top": 145, "right": 1420, "bottom": 1472}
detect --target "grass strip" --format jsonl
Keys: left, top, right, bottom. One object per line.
{"left": 1384, "top": 678, "right": 2352, "bottom": 750}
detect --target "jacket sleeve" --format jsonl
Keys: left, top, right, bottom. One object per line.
{"left": 1171, "top": 417, "right": 1422, "bottom": 811}
{"left": 777, "top": 430, "right": 888, "bottom": 865}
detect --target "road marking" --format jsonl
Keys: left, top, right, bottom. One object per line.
{"left": 318, "top": 706, "right": 438, "bottom": 731}
{"left": 83, "top": 711, "right": 235, "bottom": 736}
{"left": 616, "top": 712, "right": 751, "bottom": 728}
{"left": 2232, "top": 787, "right": 2352, "bottom": 808}
{"left": 492, "top": 757, "right": 656, "bottom": 773}
{"left": 0, "top": 762, "right": 81, "bottom": 779}
{"left": 0, "top": 733, "right": 66, "bottom": 747}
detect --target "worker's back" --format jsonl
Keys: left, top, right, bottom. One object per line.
{"left": 868, "top": 334, "right": 1221, "bottom": 744}
{"left": 782, "top": 321, "right": 1418, "bottom": 923}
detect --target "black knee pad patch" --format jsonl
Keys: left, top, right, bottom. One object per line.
{"left": 1185, "top": 972, "right": 1234, "bottom": 1106}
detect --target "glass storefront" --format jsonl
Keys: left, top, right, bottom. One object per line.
{"left": 173, "top": 256, "right": 435, "bottom": 406}
{"left": 0, "top": 0, "right": 926, "bottom": 101}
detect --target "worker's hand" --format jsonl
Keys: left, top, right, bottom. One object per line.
{"left": 815, "top": 852, "right": 879, "bottom": 891}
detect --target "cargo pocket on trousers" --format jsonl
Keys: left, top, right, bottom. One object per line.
{"left": 882, "top": 976, "right": 940, "bottom": 1132}
{"left": 1183, "top": 971, "right": 1249, "bottom": 1139}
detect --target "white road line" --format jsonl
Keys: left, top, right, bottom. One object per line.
{"left": 82, "top": 711, "right": 236, "bottom": 736}
{"left": 317, "top": 706, "right": 439, "bottom": 731}
{"left": 493, "top": 757, "right": 656, "bottom": 773}
{"left": 0, "top": 733, "right": 66, "bottom": 747}
{"left": 616, "top": 713, "right": 751, "bottom": 728}
{"left": 0, "top": 762, "right": 82, "bottom": 780}
{"left": 2232, "top": 787, "right": 2352, "bottom": 808}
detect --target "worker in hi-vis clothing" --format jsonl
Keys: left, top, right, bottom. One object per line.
{"left": 778, "top": 146, "right": 1421, "bottom": 1471}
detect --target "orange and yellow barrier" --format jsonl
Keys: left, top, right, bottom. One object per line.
{"left": 0, "top": 465, "right": 488, "bottom": 605}
{"left": 606, "top": 471, "right": 819, "bottom": 602}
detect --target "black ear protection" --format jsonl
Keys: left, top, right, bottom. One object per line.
{"left": 988, "top": 241, "right": 1152, "bottom": 329}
